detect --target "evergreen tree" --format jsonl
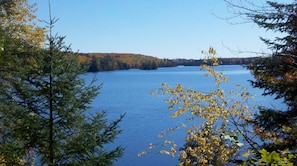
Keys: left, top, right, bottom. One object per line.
{"left": 226, "top": 0, "right": 297, "bottom": 156}
{"left": 0, "top": 1, "right": 124, "bottom": 165}
{"left": 89, "top": 55, "right": 99, "bottom": 72}
{"left": 0, "top": 0, "right": 45, "bottom": 164}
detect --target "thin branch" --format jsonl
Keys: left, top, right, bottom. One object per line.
{"left": 217, "top": 0, "right": 274, "bottom": 24}
{"left": 221, "top": 41, "right": 271, "bottom": 57}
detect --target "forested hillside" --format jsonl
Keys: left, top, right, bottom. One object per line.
{"left": 79, "top": 53, "right": 261, "bottom": 72}
{"left": 79, "top": 53, "right": 176, "bottom": 72}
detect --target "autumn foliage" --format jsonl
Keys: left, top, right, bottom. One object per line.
{"left": 138, "top": 48, "right": 258, "bottom": 165}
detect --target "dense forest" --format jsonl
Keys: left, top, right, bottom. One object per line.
{"left": 79, "top": 53, "right": 261, "bottom": 72}
{"left": 79, "top": 53, "right": 174, "bottom": 72}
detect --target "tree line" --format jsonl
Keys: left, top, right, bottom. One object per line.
{"left": 79, "top": 53, "right": 175, "bottom": 72}
{"left": 79, "top": 53, "right": 262, "bottom": 72}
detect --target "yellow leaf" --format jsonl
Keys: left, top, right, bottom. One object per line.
{"left": 149, "top": 143, "right": 153, "bottom": 149}
{"left": 138, "top": 151, "right": 147, "bottom": 157}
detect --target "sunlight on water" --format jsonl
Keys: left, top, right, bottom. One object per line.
{"left": 82, "top": 65, "right": 285, "bottom": 166}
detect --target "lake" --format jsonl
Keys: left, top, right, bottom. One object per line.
{"left": 84, "top": 65, "right": 284, "bottom": 166}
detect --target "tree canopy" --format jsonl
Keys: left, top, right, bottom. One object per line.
{"left": 224, "top": 0, "right": 297, "bottom": 163}
{"left": 0, "top": 0, "right": 124, "bottom": 165}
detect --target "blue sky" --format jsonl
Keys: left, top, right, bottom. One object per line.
{"left": 30, "top": 0, "right": 273, "bottom": 59}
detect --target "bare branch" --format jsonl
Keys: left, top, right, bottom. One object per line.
{"left": 221, "top": 41, "right": 271, "bottom": 57}
{"left": 216, "top": 0, "right": 275, "bottom": 24}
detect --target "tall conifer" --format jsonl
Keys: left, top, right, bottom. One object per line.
{"left": 245, "top": 1, "right": 297, "bottom": 152}
{"left": 226, "top": 0, "right": 297, "bottom": 155}
{"left": 0, "top": 0, "right": 124, "bottom": 165}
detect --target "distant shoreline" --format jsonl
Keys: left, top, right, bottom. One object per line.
{"left": 78, "top": 53, "right": 262, "bottom": 72}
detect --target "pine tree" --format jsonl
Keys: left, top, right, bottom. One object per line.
{"left": 0, "top": 0, "right": 45, "bottom": 163}
{"left": 89, "top": 55, "right": 99, "bottom": 72}
{"left": 226, "top": 0, "right": 297, "bottom": 155}
{"left": 246, "top": 1, "right": 297, "bottom": 152}
{"left": 0, "top": 37, "right": 33, "bottom": 165}
{"left": 0, "top": 1, "right": 124, "bottom": 165}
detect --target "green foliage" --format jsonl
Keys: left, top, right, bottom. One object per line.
{"left": 251, "top": 149, "right": 296, "bottom": 166}
{"left": 81, "top": 53, "right": 260, "bottom": 72}
{"left": 0, "top": 2, "right": 124, "bottom": 165}
{"left": 231, "top": 0, "right": 297, "bottom": 160}
{"left": 226, "top": 0, "right": 297, "bottom": 163}
{"left": 88, "top": 55, "right": 100, "bottom": 72}
{"left": 140, "top": 60, "right": 158, "bottom": 70}
{"left": 81, "top": 53, "right": 175, "bottom": 72}
{"left": 93, "top": 55, "right": 129, "bottom": 71}
{"left": 0, "top": 1, "right": 45, "bottom": 163}
{"left": 245, "top": 1, "right": 297, "bottom": 110}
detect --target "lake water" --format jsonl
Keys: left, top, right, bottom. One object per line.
{"left": 84, "top": 65, "right": 285, "bottom": 166}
